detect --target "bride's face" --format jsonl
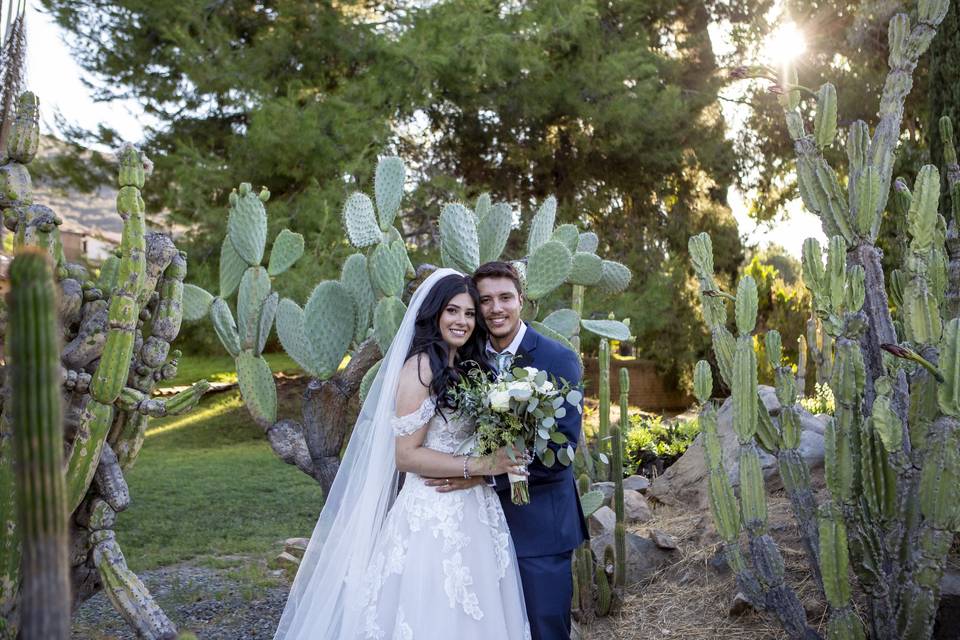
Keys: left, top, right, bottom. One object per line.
{"left": 438, "top": 292, "right": 476, "bottom": 349}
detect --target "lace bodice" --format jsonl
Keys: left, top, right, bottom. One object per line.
{"left": 390, "top": 396, "right": 475, "bottom": 454}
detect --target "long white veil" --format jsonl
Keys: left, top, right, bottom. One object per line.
{"left": 274, "top": 267, "right": 461, "bottom": 640}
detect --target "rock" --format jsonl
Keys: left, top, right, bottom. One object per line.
{"left": 623, "top": 475, "right": 650, "bottom": 492}
{"left": 623, "top": 490, "right": 653, "bottom": 523}
{"left": 589, "top": 505, "right": 616, "bottom": 536}
{"left": 729, "top": 592, "right": 755, "bottom": 617}
{"left": 649, "top": 385, "right": 826, "bottom": 510}
{"left": 935, "top": 569, "right": 960, "bottom": 639}
{"left": 592, "top": 481, "right": 615, "bottom": 506}
{"left": 708, "top": 549, "right": 731, "bottom": 576}
{"left": 649, "top": 529, "right": 678, "bottom": 550}
{"left": 284, "top": 537, "right": 309, "bottom": 559}
{"left": 590, "top": 529, "right": 674, "bottom": 585}
{"left": 270, "top": 551, "right": 301, "bottom": 570}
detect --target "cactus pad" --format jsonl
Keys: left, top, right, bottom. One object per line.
{"left": 478, "top": 202, "right": 513, "bottom": 264}
{"left": 182, "top": 284, "right": 214, "bottom": 321}
{"left": 267, "top": 229, "right": 305, "bottom": 276}
{"left": 341, "top": 253, "right": 376, "bottom": 344}
{"left": 567, "top": 251, "right": 603, "bottom": 286}
{"left": 342, "top": 193, "right": 381, "bottom": 249}
{"left": 304, "top": 281, "right": 356, "bottom": 378}
{"left": 526, "top": 241, "right": 573, "bottom": 300}
{"left": 526, "top": 196, "right": 557, "bottom": 254}
{"left": 581, "top": 319, "right": 631, "bottom": 341}
{"left": 577, "top": 232, "right": 599, "bottom": 254}
{"left": 237, "top": 266, "right": 272, "bottom": 350}
{"left": 211, "top": 297, "right": 241, "bottom": 357}
{"left": 275, "top": 298, "right": 320, "bottom": 377}
{"left": 237, "top": 351, "right": 278, "bottom": 425}
{"left": 373, "top": 296, "right": 407, "bottom": 355}
{"left": 551, "top": 224, "right": 580, "bottom": 253}
{"left": 369, "top": 241, "right": 406, "bottom": 299}
{"left": 439, "top": 203, "right": 481, "bottom": 274}
{"left": 219, "top": 236, "right": 247, "bottom": 298}
{"left": 597, "top": 260, "right": 632, "bottom": 295}
{"left": 375, "top": 156, "right": 406, "bottom": 231}
{"left": 227, "top": 183, "right": 268, "bottom": 266}
{"left": 542, "top": 309, "right": 580, "bottom": 339}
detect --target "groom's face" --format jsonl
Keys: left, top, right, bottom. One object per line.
{"left": 476, "top": 277, "right": 523, "bottom": 342}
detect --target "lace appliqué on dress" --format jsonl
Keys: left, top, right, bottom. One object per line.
{"left": 390, "top": 397, "right": 437, "bottom": 436}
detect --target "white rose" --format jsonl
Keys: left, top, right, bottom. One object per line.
{"left": 507, "top": 380, "right": 534, "bottom": 402}
{"left": 536, "top": 380, "right": 554, "bottom": 394}
{"left": 523, "top": 366, "right": 539, "bottom": 377}
{"left": 488, "top": 389, "right": 511, "bottom": 412}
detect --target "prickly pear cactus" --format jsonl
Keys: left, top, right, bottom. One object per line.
{"left": 190, "top": 155, "right": 634, "bottom": 497}
{"left": 0, "top": 94, "right": 210, "bottom": 639}
{"left": 689, "top": 3, "right": 958, "bottom": 637}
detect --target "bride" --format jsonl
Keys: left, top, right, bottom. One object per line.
{"left": 274, "top": 268, "right": 532, "bottom": 639}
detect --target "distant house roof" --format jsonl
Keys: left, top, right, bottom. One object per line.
{"left": 33, "top": 135, "right": 187, "bottom": 247}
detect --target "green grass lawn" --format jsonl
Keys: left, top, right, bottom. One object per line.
{"left": 161, "top": 351, "right": 302, "bottom": 388}
{"left": 114, "top": 386, "right": 324, "bottom": 572}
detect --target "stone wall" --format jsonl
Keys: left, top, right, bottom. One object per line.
{"left": 581, "top": 357, "right": 691, "bottom": 411}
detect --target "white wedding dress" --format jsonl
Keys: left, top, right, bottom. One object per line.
{"left": 355, "top": 396, "right": 531, "bottom": 640}
{"left": 273, "top": 268, "right": 530, "bottom": 640}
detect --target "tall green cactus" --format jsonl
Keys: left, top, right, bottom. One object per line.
{"left": 690, "top": 2, "right": 958, "bottom": 636}
{"left": 597, "top": 339, "right": 611, "bottom": 480}
{"left": 613, "top": 367, "right": 629, "bottom": 587}
{"left": 1, "top": 94, "right": 209, "bottom": 638}
{"left": 8, "top": 251, "right": 69, "bottom": 639}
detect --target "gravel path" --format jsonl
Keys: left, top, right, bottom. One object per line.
{"left": 71, "top": 556, "right": 292, "bottom": 640}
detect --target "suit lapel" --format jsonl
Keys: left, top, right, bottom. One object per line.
{"left": 512, "top": 323, "right": 539, "bottom": 369}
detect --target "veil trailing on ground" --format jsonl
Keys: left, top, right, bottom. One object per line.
{"left": 274, "top": 267, "right": 461, "bottom": 640}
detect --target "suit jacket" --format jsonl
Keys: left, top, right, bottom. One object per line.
{"left": 492, "top": 324, "right": 589, "bottom": 558}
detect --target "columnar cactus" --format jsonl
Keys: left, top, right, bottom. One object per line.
{"left": 597, "top": 339, "right": 611, "bottom": 479}
{"left": 0, "top": 94, "right": 210, "bottom": 638}
{"left": 190, "top": 156, "right": 634, "bottom": 496}
{"left": 690, "top": 2, "right": 958, "bottom": 636}
{"left": 8, "top": 251, "right": 69, "bottom": 640}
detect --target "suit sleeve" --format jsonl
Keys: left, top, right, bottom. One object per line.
{"left": 493, "top": 345, "right": 583, "bottom": 492}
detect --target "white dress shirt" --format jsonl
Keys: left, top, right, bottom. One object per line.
{"left": 485, "top": 321, "right": 527, "bottom": 362}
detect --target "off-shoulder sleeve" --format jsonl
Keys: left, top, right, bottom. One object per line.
{"left": 390, "top": 396, "right": 437, "bottom": 436}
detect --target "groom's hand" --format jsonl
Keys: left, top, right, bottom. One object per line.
{"left": 424, "top": 476, "right": 486, "bottom": 493}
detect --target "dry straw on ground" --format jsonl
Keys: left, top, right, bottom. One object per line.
{"left": 582, "top": 498, "right": 829, "bottom": 640}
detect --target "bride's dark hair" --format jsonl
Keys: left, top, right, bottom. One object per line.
{"left": 405, "top": 273, "right": 490, "bottom": 410}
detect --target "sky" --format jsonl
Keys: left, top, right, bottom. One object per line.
{"left": 27, "top": 0, "right": 826, "bottom": 259}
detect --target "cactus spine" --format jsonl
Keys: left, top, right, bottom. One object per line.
{"left": 9, "top": 251, "right": 70, "bottom": 639}
{"left": 691, "top": 1, "right": 957, "bottom": 636}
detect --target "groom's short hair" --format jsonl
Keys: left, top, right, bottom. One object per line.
{"left": 473, "top": 261, "right": 523, "bottom": 297}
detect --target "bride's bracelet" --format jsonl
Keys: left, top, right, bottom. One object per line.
{"left": 462, "top": 455, "right": 471, "bottom": 480}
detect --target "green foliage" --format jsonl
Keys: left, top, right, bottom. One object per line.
{"left": 800, "top": 382, "right": 836, "bottom": 416}
{"left": 622, "top": 415, "right": 700, "bottom": 476}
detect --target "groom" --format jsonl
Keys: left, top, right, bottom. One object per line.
{"left": 426, "top": 261, "right": 589, "bottom": 640}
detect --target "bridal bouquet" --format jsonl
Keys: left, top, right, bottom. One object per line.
{"left": 453, "top": 364, "right": 582, "bottom": 505}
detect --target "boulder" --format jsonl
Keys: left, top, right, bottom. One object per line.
{"left": 589, "top": 506, "right": 616, "bottom": 536}
{"left": 649, "top": 529, "right": 678, "bottom": 550}
{"left": 591, "top": 481, "right": 615, "bottom": 507}
{"left": 935, "top": 569, "right": 960, "bottom": 639}
{"left": 590, "top": 529, "right": 675, "bottom": 585}
{"left": 284, "top": 537, "right": 309, "bottom": 559}
{"left": 270, "top": 551, "right": 301, "bottom": 570}
{"left": 729, "top": 592, "right": 755, "bottom": 617}
{"left": 623, "top": 475, "right": 650, "bottom": 493}
{"left": 623, "top": 490, "right": 653, "bottom": 523}
{"left": 649, "top": 385, "right": 828, "bottom": 510}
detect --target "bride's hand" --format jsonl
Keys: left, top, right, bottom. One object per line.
{"left": 477, "top": 447, "right": 530, "bottom": 476}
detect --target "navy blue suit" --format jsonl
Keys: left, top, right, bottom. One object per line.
{"left": 492, "top": 325, "right": 588, "bottom": 640}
